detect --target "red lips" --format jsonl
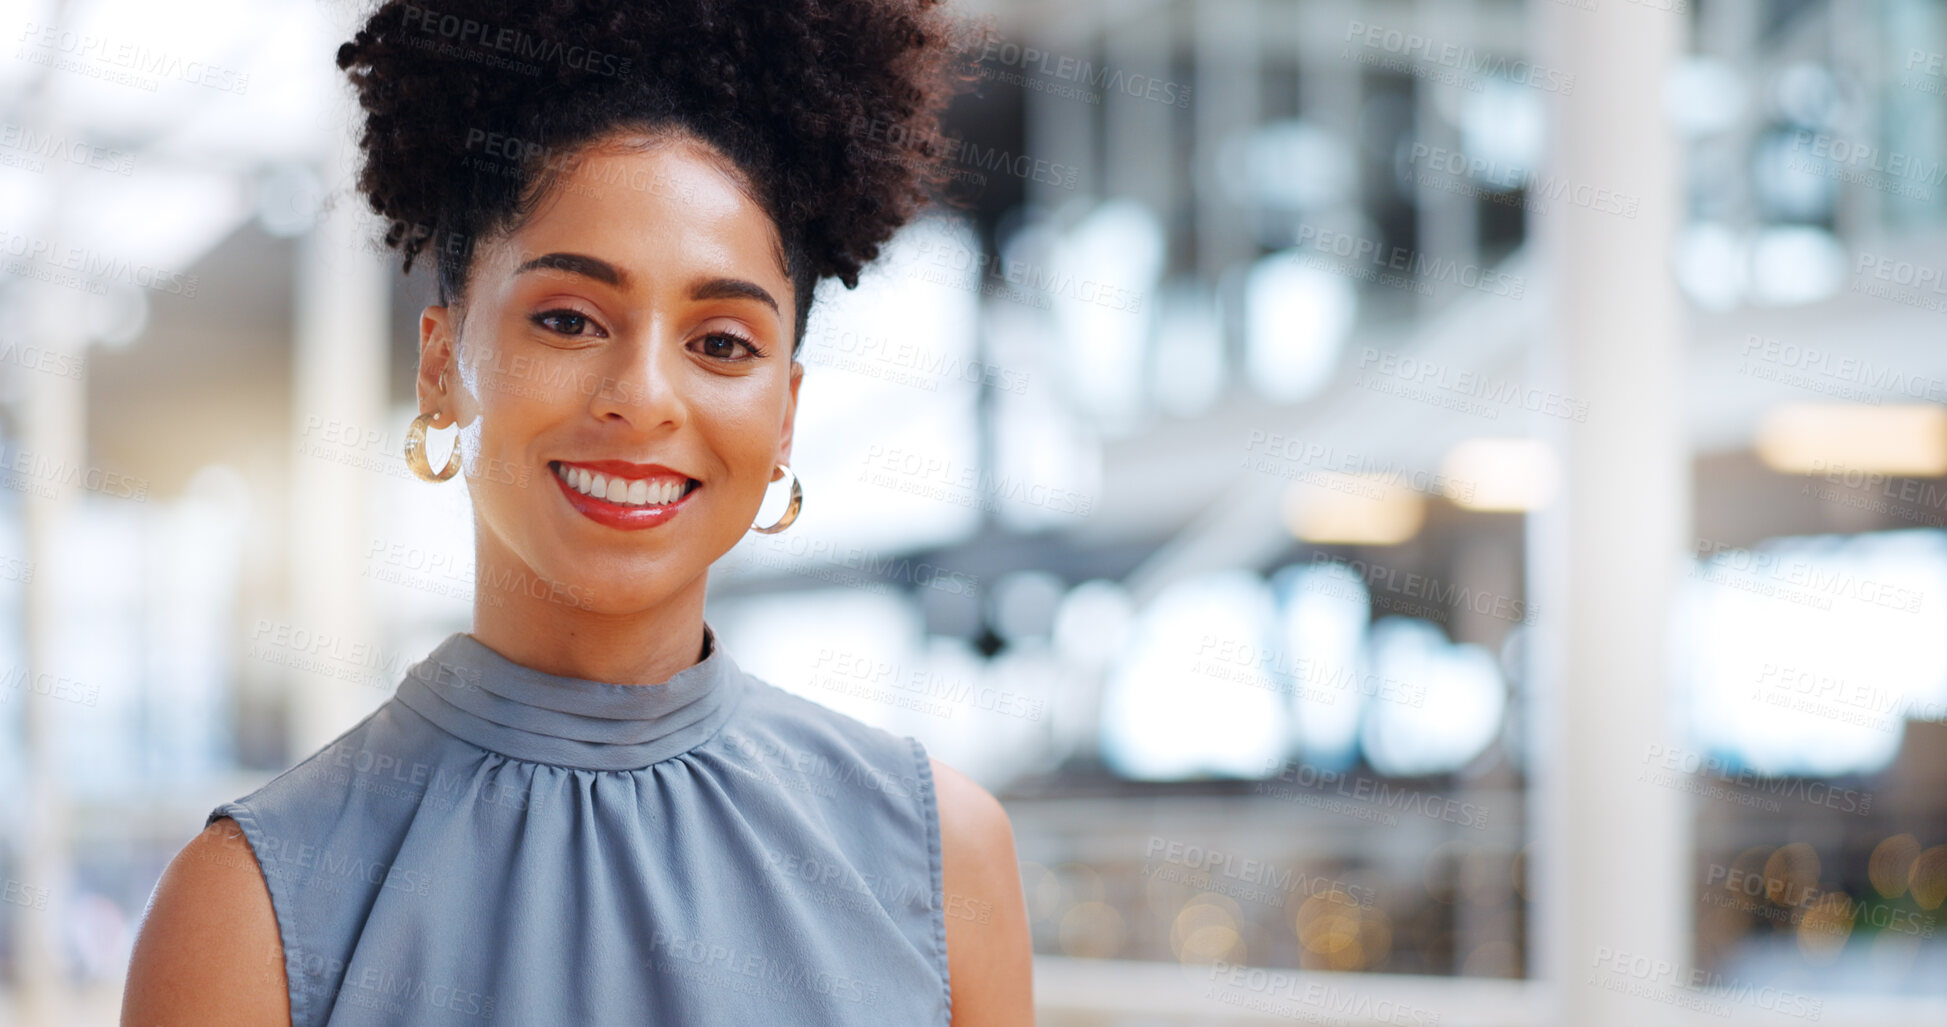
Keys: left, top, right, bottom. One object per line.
{"left": 555, "top": 459, "right": 695, "bottom": 482}
{"left": 550, "top": 460, "right": 700, "bottom": 530}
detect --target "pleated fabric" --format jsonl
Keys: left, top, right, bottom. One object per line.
{"left": 208, "top": 621, "right": 951, "bottom": 1026}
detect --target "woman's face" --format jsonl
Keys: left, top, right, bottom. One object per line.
{"left": 416, "top": 129, "right": 802, "bottom": 618}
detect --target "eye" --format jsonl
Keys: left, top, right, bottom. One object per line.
{"left": 530, "top": 308, "right": 605, "bottom": 338}
{"left": 694, "top": 330, "right": 764, "bottom": 362}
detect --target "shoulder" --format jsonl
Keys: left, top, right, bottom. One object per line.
{"left": 929, "top": 758, "right": 1015, "bottom": 870}
{"left": 721, "top": 676, "right": 933, "bottom": 793}
{"left": 229, "top": 698, "right": 451, "bottom": 830}
{"left": 929, "top": 757, "right": 1035, "bottom": 1026}
{"left": 122, "top": 702, "right": 433, "bottom": 1026}
{"left": 122, "top": 816, "right": 291, "bottom": 1026}
{"left": 731, "top": 673, "right": 897, "bottom": 749}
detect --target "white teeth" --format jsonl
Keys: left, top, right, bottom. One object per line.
{"left": 554, "top": 463, "right": 690, "bottom": 507}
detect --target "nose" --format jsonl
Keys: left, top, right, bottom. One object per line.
{"left": 590, "top": 334, "right": 688, "bottom": 432}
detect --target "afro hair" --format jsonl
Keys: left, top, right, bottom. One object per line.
{"left": 333, "top": 0, "right": 986, "bottom": 352}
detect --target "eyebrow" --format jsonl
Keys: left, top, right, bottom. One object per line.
{"left": 513, "top": 251, "right": 780, "bottom": 316}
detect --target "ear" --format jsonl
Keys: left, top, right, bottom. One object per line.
{"left": 417, "top": 304, "right": 460, "bottom": 428}
{"left": 778, "top": 358, "right": 804, "bottom": 472}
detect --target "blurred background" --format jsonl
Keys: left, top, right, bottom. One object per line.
{"left": 3, "top": 0, "right": 1947, "bottom": 1023}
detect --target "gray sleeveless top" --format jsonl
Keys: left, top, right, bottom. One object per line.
{"left": 206, "top": 621, "right": 951, "bottom": 1026}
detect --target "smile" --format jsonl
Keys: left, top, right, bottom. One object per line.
{"left": 549, "top": 460, "right": 701, "bottom": 530}
{"left": 552, "top": 461, "right": 698, "bottom": 506}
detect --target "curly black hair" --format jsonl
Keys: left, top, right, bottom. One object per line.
{"left": 334, "top": 0, "right": 985, "bottom": 354}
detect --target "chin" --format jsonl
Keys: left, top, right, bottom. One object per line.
{"left": 556, "top": 560, "right": 695, "bottom": 614}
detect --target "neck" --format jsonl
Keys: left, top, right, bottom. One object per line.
{"left": 468, "top": 534, "right": 711, "bottom": 686}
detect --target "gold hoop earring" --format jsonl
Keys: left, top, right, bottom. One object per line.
{"left": 404, "top": 411, "right": 459, "bottom": 482}
{"left": 750, "top": 463, "right": 802, "bottom": 534}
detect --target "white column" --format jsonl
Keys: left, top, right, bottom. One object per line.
{"left": 15, "top": 1, "right": 84, "bottom": 1013}
{"left": 1527, "top": 4, "right": 1690, "bottom": 1026}
{"left": 1192, "top": 0, "right": 1257, "bottom": 286}
{"left": 16, "top": 286, "right": 83, "bottom": 1027}
{"left": 287, "top": 109, "right": 390, "bottom": 755}
{"left": 1411, "top": 0, "right": 1479, "bottom": 314}
{"left": 1102, "top": 11, "right": 1174, "bottom": 214}
{"left": 1297, "top": 0, "right": 1363, "bottom": 215}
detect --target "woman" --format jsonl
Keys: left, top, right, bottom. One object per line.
{"left": 121, "top": 0, "right": 1033, "bottom": 1023}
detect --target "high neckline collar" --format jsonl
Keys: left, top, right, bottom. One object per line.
{"left": 393, "top": 620, "right": 745, "bottom": 771}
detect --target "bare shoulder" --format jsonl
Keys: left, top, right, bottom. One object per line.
{"left": 928, "top": 757, "right": 1035, "bottom": 1027}
{"left": 122, "top": 816, "right": 291, "bottom": 1027}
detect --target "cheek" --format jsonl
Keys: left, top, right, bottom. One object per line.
{"left": 693, "top": 382, "right": 786, "bottom": 458}
{"left": 468, "top": 352, "right": 582, "bottom": 452}
{"left": 474, "top": 349, "right": 564, "bottom": 414}
{"left": 465, "top": 406, "right": 537, "bottom": 482}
